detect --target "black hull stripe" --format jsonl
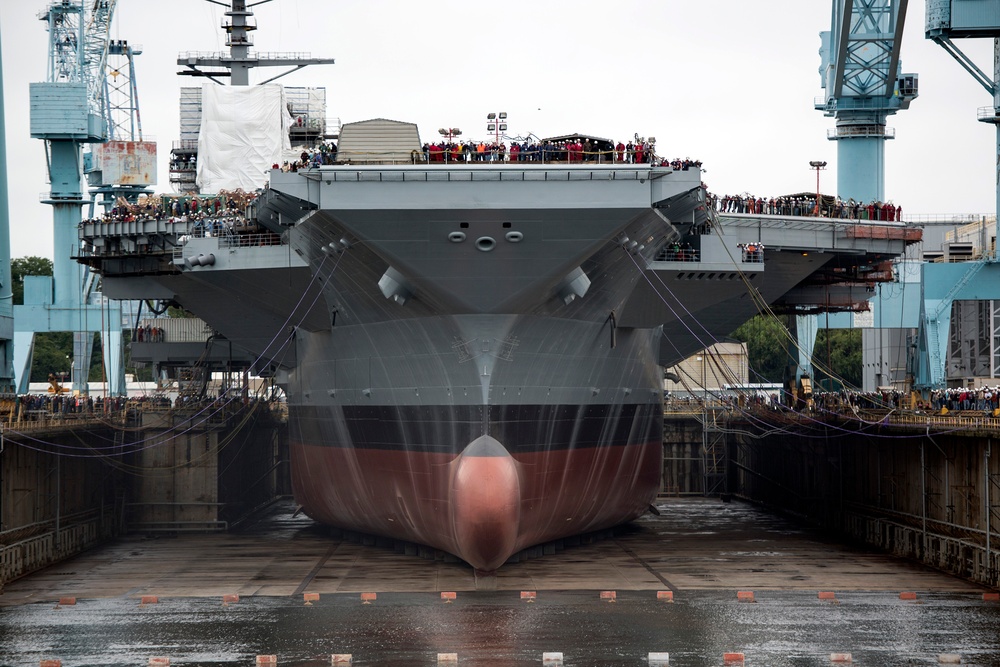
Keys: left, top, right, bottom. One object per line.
{"left": 290, "top": 403, "right": 663, "bottom": 454}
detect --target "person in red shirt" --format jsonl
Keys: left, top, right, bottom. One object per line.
{"left": 616, "top": 142, "right": 625, "bottom": 163}
{"left": 635, "top": 142, "right": 645, "bottom": 164}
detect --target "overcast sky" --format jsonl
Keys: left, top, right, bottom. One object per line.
{"left": 2, "top": 0, "right": 997, "bottom": 260}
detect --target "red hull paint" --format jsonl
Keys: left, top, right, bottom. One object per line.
{"left": 289, "top": 440, "right": 662, "bottom": 571}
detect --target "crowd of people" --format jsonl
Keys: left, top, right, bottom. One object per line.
{"left": 928, "top": 387, "right": 1000, "bottom": 412}
{"left": 82, "top": 190, "right": 259, "bottom": 227}
{"left": 711, "top": 193, "right": 903, "bottom": 221}
{"left": 8, "top": 393, "right": 131, "bottom": 419}
{"left": 79, "top": 190, "right": 264, "bottom": 256}
{"left": 737, "top": 243, "right": 765, "bottom": 263}
{"left": 133, "top": 325, "right": 165, "bottom": 343}
{"left": 418, "top": 138, "right": 662, "bottom": 164}
{"left": 1, "top": 392, "right": 273, "bottom": 425}
{"left": 659, "top": 240, "right": 699, "bottom": 262}
{"left": 274, "top": 142, "right": 339, "bottom": 172}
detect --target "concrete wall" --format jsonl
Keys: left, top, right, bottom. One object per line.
{"left": 1, "top": 427, "right": 123, "bottom": 585}
{"left": 1, "top": 404, "right": 287, "bottom": 586}
{"left": 126, "top": 404, "right": 286, "bottom": 531}
{"left": 732, "top": 426, "right": 1000, "bottom": 588}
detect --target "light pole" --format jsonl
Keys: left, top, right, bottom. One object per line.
{"left": 438, "top": 128, "right": 461, "bottom": 143}
{"left": 486, "top": 112, "right": 507, "bottom": 146}
{"left": 809, "top": 161, "right": 827, "bottom": 216}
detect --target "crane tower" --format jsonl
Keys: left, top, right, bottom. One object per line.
{"left": 818, "top": 0, "right": 918, "bottom": 203}
{"left": 18, "top": 0, "right": 127, "bottom": 395}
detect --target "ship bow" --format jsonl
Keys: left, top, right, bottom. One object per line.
{"left": 452, "top": 435, "right": 521, "bottom": 572}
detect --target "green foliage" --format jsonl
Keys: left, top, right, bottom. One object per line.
{"left": 729, "top": 315, "right": 793, "bottom": 383}
{"left": 30, "top": 332, "right": 72, "bottom": 383}
{"left": 166, "top": 305, "right": 194, "bottom": 318}
{"left": 812, "top": 328, "right": 862, "bottom": 390}
{"left": 11, "top": 256, "right": 53, "bottom": 305}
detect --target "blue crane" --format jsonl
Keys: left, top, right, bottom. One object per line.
{"left": 912, "top": 0, "right": 1000, "bottom": 391}
{"left": 0, "top": 21, "right": 15, "bottom": 392}
{"left": 16, "top": 0, "right": 126, "bottom": 395}
{"left": 793, "top": 1, "right": 917, "bottom": 392}
{"left": 818, "top": 0, "right": 918, "bottom": 203}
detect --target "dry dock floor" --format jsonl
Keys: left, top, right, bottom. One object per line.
{"left": 0, "top": 498, "right": 983, "bottom": 605}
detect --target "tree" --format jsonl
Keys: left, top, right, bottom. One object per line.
{"left": 812, "top": 328, "right": 862, "bottom": 390}
{"left": 729, "top": 315, "right": 794, "bottom": 384}
{"left": 11, "top": 256, "right": 54, "bottom": 305}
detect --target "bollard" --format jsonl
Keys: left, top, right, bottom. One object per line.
{"left": 723, "top": 653, "right": 745, "bottom": 664}
{"left": 360, "top": 592, "right": 377, "bottom": 604}
{"left": 736, "top": 591, "right": 754, "bottom": 602}
{"left": 222, "top": 594, "right": 239, "bottom": 604}
{"left": 521, "top": 591, "right": 537, "bottom": 602}
{"left": 818, "top": 591, "right": 837, "bottom": 600}
{"left": 57, "top": 597, "right": 76, "bottom": 606}
{"left": 441, "top": 591, "right": 457, "bottom": 602}
{"left": 330, "top": 655, "right": 353, "bottom": 664}
{"left": 304, "top": 593, "right": 320, "bottom": 604}
{"left": 437, "top": 653, "right": 458, "bottom": 664}
{"left": 938, "top": 654, "right": 962, "bottom": 664}
{"left": 599, "top": 590, "right": 617, "bottom": 602}
{"left": 657, "top": 590, "right": 674, "bottom": 602}
{"left": 830, "top": 653, "right": 853, "bottom": 663}
{"left": 148, "top": 659, "right": 170, "bottom": 666}
{"left": 256, "top": 656, "right": 277, "bottom": 666}
{"left": 984, "top": 592, "right": 1000, "bottom": 602}
{"left": 140, "top": 596, "right": 159, "bottom": 605}
{"left": 39, "top": 661, "right": 61, "bottom": 667}
{"left": 648, "top": 652, "right": 670, "bottom": 665}
{"left": 899, "top": 591, "right": 918, "bottom": 600}
{"left": 541, "top": 652, "right": 563, "bottom": 665}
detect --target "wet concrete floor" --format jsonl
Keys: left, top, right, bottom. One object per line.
{"left": 1, "top": 498, "right": 998, "bottom": 666}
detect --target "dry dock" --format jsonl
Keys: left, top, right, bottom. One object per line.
{"left": 3, "top": 499, "right": 999, "bottom": 667}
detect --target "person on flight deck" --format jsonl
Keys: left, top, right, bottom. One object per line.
{"left": 616, "top": 141, "right": 625, "bottom": 162}
{"left": 635, "top": 142, "right": 645, "bottom": 164}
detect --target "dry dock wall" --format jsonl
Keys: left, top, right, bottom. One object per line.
{"left": 1, "top": 404, "right": 286, "bottom": 586}
{"left": 730, "top": 423, "right": 1000, "bottom": 589}
{"left": 0, "top": 424, "right": 122, "bottom": 585}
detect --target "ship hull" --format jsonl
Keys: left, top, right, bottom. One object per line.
{"left": 287, "top": 313, "right": 664, "bottom": 571}
{"left": 289, "top": 437, "right": 661, "bottom": 571}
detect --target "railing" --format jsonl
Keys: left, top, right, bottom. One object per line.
{"left": 0, "top": 509, "right": 116, "bottom": 585}
{"left": 665, "top": 399, "right": 1000, "bottom": 434}
{"left": 655, "top": 249, "right": 702, "bottom": 263}
{"left": 171, "top": 139, "right": 199, "bottom": 152}
{"left": 177, "top": 50, "right": 322, "bottom": 61}
{"left": 902, "top": 214, "right": 994, "bottom": 225}
{"left": 313, "top": 149, "right": 699, "bottom": 168}
{"left": 218, "top": 232, "right": 283, "bottom": 248}
{"left": 827, "top": 126, "right": 896, "bottom": 139}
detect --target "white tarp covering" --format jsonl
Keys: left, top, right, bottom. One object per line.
{"left": 196, "top": 84, "right": 292, "bottom": 193}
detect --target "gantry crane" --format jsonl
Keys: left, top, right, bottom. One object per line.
{"left": 793, "top": 1, "right": 918, "bottom": 391}
{"left": 912, "top": 0, "right": 1000, "bottom": 391}
{"left": 16, "top": 0, "right": 126, "bottom": 395}
{"left": 818, "top": 0, "right": 918, "bottom": 203}
{"left": 0, "top": 22, "right": 15, "bottom": 393}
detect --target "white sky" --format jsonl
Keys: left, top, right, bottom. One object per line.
{"left": 2, "top": 0, "right": 997, "bottom": 260}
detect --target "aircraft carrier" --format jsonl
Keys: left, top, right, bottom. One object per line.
{"left": 76, "top": 0, "right": 920, "bottom": 574}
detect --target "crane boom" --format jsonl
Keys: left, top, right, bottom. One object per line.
{"left": 83, "top": 0, "right": 118, "bottom": 121}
